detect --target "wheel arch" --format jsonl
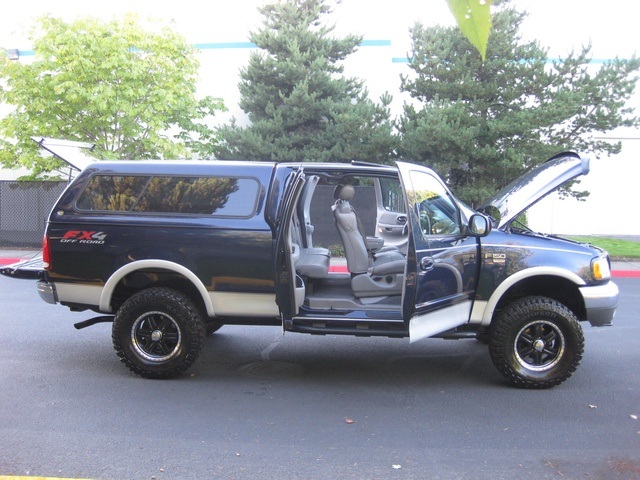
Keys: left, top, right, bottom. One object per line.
{"left": 99, "top": 260, "right": 214, "bottom": 317}
{"left": 476, "top": 267, "right": 587, "bottom": 326}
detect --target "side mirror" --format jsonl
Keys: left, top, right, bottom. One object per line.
{"left": 467, "top": 214, "right": 491, "bottom": 237}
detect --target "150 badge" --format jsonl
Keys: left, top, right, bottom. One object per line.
{"left": 484, "top": 252, "right": 506, "bottom": 264}
{"left": 60, "top": 230, "right": 107, "bottom": 244}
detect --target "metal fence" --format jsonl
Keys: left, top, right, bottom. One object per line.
{"left": 0, "top": 181, "right": 376, "bottom": 250}
{"left": 0, "top": 181, "right": 67, "bottom": 248}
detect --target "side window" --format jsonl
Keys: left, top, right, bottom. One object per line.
{"left": 409, "top": 171, "right": 460, "bottom": 237}
{"left": 76, "top": 175, "right": 259, "bottom": 217}
{"left": 76, "top": 175, "right": 149, "bottom": 212}
{"left": 379, "top": 177, "right": 406, "bottom": 213}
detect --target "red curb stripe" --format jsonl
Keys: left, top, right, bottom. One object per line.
{"left": 613, "top": 270, "right": 640, "bottom": 278}
{"left": 328, "top": 264, "right": 638, "bottom": 278}
{"left": 0, "top": 258, "right": 23, "bottom": 266}
{"left": 1, "top": 259, "right": 638, "bottom": 278}
{"left": 329, "top": 265, "right": 349, "bottom": 273}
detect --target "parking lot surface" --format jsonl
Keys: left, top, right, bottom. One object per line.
{"left": 0, "top": 275, "right": 639, "bottom": 479}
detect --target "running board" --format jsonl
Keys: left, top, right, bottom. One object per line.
{"left": 286, "top": 318, "right": 408, "bottom": 338}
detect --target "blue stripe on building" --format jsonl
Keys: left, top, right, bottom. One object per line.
{"left": 8, "top": 44, "right": 623, "bottom": 65}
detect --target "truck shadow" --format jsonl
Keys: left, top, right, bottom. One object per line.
{"left": 48, "top": 322, "right": 507, "bottom": 388}
{"left": 190, "top": 328, "right": 504, "bottom": 389}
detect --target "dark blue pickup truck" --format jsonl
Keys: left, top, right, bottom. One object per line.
{"left": 33, "top": 152, "right": 618, "bottom": 388}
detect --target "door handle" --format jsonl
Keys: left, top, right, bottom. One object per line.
{"left": 421, "top": 257, "right": 435, "bottom": 271}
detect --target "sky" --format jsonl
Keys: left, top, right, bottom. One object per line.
{"left": 1, "top": 0, "right": 639, "bottom": 234}
{"left": 3, "top": 0, "right": 637, "bottom": 120}
{"left": 1, "top": 0, "right": 637, "bottom": 60}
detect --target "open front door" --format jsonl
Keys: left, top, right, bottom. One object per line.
{"left": 397, "top": 162, "right": 480, "bottom": 343}
{"left": 274, "top": 169, "right": 306, "bottom": 320}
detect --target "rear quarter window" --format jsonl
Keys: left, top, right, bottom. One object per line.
{"left": 75, "top": 175, "right": 259, "bottom": 217}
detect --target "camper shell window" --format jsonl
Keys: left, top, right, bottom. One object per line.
{"left": 75, "top": 174, "right": 259, "bottom": 217}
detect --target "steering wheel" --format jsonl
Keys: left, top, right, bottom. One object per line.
{"left": 431, "top": 219, "right": 458, "bottom": 235}
{"left": 419, "top": 211, "right": 432, "bottom": 235}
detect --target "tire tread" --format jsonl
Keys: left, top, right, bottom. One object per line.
{"left": 112, "top": 287, "right": 205, "bottom": 379}
{"left": 489, "top": 296, "right": 584, "bottom": 389}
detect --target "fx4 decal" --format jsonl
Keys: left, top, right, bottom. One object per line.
{"left": 60, "top": 230, "right": 107, "bottom": 244}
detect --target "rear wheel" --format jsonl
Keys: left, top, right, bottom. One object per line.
{"left": 489, "top": 296, "right": 584, "bottom": 389}
{"left": 112, "top": 287, "right": 205, "bottom": 378}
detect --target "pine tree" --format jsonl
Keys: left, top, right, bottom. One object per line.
{"left": 398, "top": 6, "right": 640, "bottom": 206}
{"left": 215, "top": 0, "right": 397, "bottom": 162}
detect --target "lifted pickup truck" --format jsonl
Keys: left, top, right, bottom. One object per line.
{"left": 33, "top": 151, "right": 617, "bottom": 388}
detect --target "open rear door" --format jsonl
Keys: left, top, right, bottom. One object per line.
{"left": 273, "top": 169, "right": 306, "bottom": 320}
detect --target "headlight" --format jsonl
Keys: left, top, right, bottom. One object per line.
{"left": 591, "top": 257, "right": 611, "bottom": 281}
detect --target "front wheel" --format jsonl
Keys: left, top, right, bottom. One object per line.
{"left": 112, "top": 287, "right": 205, "bottom": 378}
{"left": 489, "top": 296, "right": 584, "bottom": 389}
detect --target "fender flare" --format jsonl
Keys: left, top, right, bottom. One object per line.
{"left": 99, "top": 259, "right": 215, "bottom": 316}
{"left": 472, "top": 267, "right": 586, "bottom": 326}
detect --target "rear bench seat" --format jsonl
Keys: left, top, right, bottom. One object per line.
{"left": 292, "top": 244, "right": 330, "bottom": 279}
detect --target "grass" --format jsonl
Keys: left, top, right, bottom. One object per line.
{"left": 568, "top": 236, "right": 640, "bottom": 260}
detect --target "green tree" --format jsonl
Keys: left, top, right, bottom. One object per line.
{"left": 215, "top": 0, "right": 397, "bottom": 162}
{"left": 398, "top": 6, "right": 640, "bottom": 206}
{"left": 0, "top": 14, "right": 225, "bottom": 177}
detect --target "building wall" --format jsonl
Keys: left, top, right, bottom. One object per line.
{"left": 528, "top": 142, "right": 640, "bottom": 236}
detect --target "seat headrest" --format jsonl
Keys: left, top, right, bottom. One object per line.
{"left": 334, "top": 184, "right": 355, "bottom": 201}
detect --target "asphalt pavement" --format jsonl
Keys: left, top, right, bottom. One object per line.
{"left": 1, "top": 274, "right": 639, "bottom": 479}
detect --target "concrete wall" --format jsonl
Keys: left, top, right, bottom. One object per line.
{"left": 528, "top": 141, "right": 640, "bottom": 236}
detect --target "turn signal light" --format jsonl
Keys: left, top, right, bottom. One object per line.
{"left": 592, "top": 257, "right": 610, "bottom": 281}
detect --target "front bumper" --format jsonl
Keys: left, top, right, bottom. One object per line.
{"left": 37, "top": 279, "right": 58, "bottom": 305}
{"left": 580, "top": 281, "right": 619, "bottom": 327}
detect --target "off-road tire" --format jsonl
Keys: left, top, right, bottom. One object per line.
{"left": 112, "top": 287, "right": 205, "bottom": 378}
{"left": 489, "top": 296, "right": 584, "bottom": 389}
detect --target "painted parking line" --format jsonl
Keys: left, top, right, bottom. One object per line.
{"left": 0, "top": 477, "right": 93, "bottom": 480}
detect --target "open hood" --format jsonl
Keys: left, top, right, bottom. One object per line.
{"left": 479, "top": 152, "right": 589, "bottom": 229}
{"left": 31, "top": 136, "right": 98, "bottom": 172}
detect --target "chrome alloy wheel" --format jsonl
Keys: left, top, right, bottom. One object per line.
{"left": 514, "top": 319, "right": 565, "bottom": 372}
{"left": 131, "top": 311, "right": 182, "bottom": 362}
